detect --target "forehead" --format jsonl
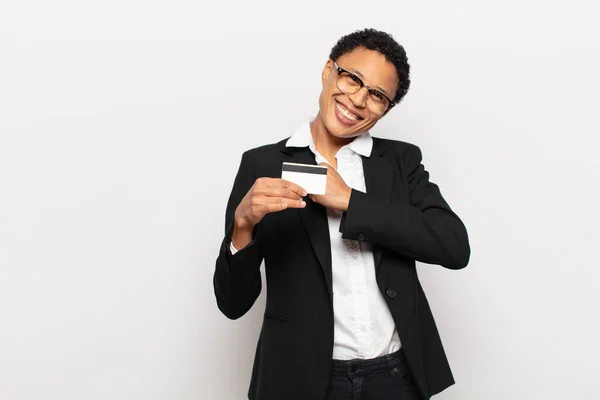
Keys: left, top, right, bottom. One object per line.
{"left": 336, "top": 47, "right": 399, "bottom": 98}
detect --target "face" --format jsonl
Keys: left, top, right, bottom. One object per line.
{"left": 318, "top": 47, "right": 399, "bottom": 139}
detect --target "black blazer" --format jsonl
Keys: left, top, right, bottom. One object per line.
{"left": 213, "top": 136, "right": 470, "bottom": 400}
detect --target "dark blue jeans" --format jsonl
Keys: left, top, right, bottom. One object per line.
{"left": 325, "top": 349, "right": 422, "bottom": 400}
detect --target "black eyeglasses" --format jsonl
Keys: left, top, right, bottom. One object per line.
{"left": 332, "top": 60, "right": 396, "bottom": 115}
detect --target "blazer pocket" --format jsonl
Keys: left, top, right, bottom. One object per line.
{"left": 264, "top": 313, "right": 292, "bottom": 324}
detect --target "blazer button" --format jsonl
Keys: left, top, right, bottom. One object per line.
{"left": 386, "top": 288, "right": 397, "bottom": 299}
{"left": 357, "top": 233, "right": 365, "bottom": 241}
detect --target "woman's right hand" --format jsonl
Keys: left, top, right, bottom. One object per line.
{"left": 232, "top": 178, "right": 307, "bottom": 249}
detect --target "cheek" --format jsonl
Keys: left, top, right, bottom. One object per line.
{"left": 321, "top": 85, "right": 331, "bottom": 102}
{"left": 319, "top": 90, "right": 336, "bottom": 120}
{"left": 319, "top": 90, "right": 328, "bottom": 111}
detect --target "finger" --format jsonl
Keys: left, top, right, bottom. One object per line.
{"left": 258, "top": 177, "right": 307, "bottom": 197}
{"left": 254, "top": 186, "right": 303, "bottom": 201}
{"left": 261, "top": 197, "right": 306, "bottom": 213}
{"left": 249, "top": 197, "right": 285, "bottom": 219}
{"left": 278, "top": 179, "right": 307, "bottom": 197}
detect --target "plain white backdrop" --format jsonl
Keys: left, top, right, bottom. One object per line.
{"left": 1, "top": 1, "right": 599, "bottom": 399}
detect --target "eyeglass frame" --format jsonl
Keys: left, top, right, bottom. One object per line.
{"left": 332, "top": 60, "right": 397, "bottom": 115}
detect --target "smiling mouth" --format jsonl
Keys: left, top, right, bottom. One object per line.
{"left": 335, "top": 101, "right": 363, "bottom": 122}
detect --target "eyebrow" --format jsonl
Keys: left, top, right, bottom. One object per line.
{"left": 348, "top": 68, "right": 391, "bottom": 98}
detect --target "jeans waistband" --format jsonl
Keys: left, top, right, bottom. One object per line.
{"left": 330, "top": 348, "right": 410, "bottom": 377}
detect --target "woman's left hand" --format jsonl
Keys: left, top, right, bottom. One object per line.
{"left": 309, "top": 163, "right": 353, "bottom": 211}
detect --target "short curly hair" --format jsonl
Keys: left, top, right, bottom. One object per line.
{"left": 329, "top": 28, "right": 410, "bottom": 105}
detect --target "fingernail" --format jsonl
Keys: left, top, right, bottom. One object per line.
{"left": 301, "top": 201, "right": 306, "bottom": 207}
{"left": 303, "top": 191, "right": 308, "bottom": 196}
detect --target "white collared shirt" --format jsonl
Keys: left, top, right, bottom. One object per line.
{"left": 231, "top": 118, "right": 401, "bottom": 360}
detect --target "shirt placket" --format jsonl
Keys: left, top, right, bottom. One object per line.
{"left": 338, "top": 152, "right": 372, "bottom": 358}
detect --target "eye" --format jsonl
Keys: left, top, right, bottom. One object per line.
{"left": 341, "top": 71, "right": 360, "bottom": 84}
{"left": 340, "top": 72, "right": 361, "bottom": 88}
{"left": 370, "top": 90, "right": 385, "bottom": 103}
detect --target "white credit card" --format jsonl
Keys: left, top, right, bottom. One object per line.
{"left": 281, "top": 162, "right": 328, "bottom": 195}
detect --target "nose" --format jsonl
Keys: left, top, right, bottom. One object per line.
{"left": 348, "top": 87, "right": 369, "bottom": 108}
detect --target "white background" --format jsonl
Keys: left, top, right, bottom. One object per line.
{"left": 1, "top": 1, "right": 599, "bottom": 399}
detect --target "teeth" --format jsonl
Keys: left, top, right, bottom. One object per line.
{"left": 336, "top": 103, "right": 358, "bottom": 121}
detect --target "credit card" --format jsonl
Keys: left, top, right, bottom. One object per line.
{"left": 281, "top": 162, "right": 328, "bottom": 195}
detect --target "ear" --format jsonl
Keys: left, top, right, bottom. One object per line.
{"left": 322, "top": 59, "right": 334, "bottom": 85}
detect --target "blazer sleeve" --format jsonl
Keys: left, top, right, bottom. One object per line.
{"left": 339, "top": 144, "right": 470, "bottom": 270}
{"left": 213, "top": 150, "right": 264, "bottom": 319}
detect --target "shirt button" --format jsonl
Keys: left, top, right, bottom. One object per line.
{"left": 386, "top": 288, "right": 397, "bottom": 299}
{"left": 361, "top": 326, "right": 367, "bottom": 333}
{"left": 357, "top": 233, "right": 365, "bottom": 241}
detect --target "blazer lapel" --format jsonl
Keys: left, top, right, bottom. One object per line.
{"left": 361, "top": 138, "right": 393, "bottom": 276}
{"left": 280, "top": 145, "right": 333, "bottom": 296}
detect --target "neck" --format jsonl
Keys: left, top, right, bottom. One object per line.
{"left": 309, "top": 113, "right": 355, "bottom": 163}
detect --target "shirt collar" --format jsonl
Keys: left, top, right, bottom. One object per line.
{"left": 285, "top": 118, "right": 373, "bottom": 157}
